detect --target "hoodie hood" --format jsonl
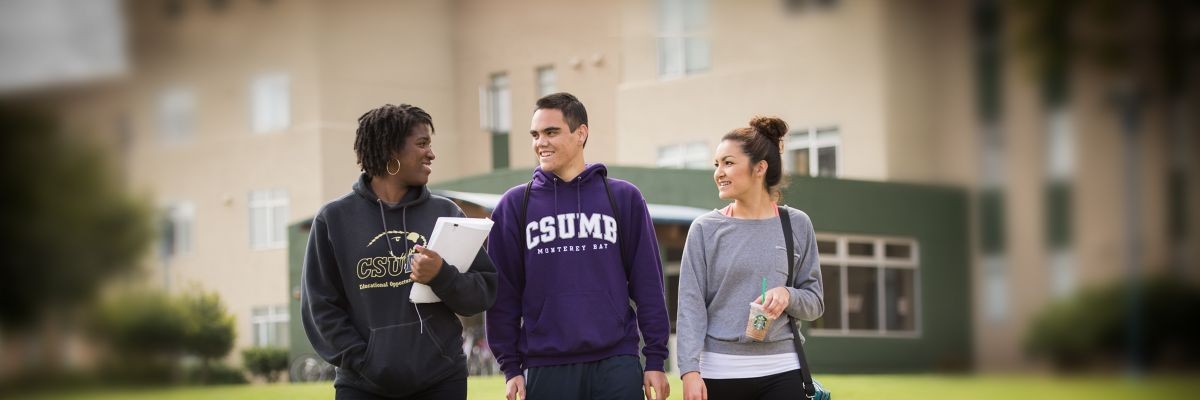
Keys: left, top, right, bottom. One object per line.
{"left": 531, "top": 163, "right": 610, "bottom": 217}
{"left": 532, "top": 163, "right": 608, "bottom": 187}
{"left": 353, "top": 173, "right": 430, "bottom": 210}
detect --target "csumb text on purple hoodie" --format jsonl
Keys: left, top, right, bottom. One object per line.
{"left": 485, "top": 163, "right": 670, "bottom": 381}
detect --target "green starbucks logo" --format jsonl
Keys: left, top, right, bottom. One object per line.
{"left": 752, "top": 314, "right": 768, "bottom": 331}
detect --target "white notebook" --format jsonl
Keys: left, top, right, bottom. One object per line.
{"left": 409, "top": 217, "right": 494, "bottom": 304}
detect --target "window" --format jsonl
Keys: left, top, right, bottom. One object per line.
{"left": 250, "top": 305, "right": 289, "bottom": 348}
{"left": 158, "top": 87, "right": 195, "bottom": 144}
{"left": 250, "top": 73, "right": 290, "bottom": 133}
{"left": 810, "top": 235, "right": 919, "bottom": 337}
{"left": 482, "top": 73, "right": 511, "bottom": 170}
{"left": 784, "top": 126, "right": 839, "bottom": 177}
{"left": 1044, "top": 107, "right": 1074, "bottom": 296}
{"left": 783, "top": 0, "right": 838, "bottom": 13}
{"left": 115, "top": 113, "right": 133, "bottom": 157}
{"left": 658, "top": 0, "right": 709, "bottom": 78}
{"left": 656, "top": 142, "right": 709, "bottom": 169}
{"left": 164, "top": 0, "right": 185, "bottom": 19}
{"left": 536, "top": 66, "right": 557, "bottom": 97}
{"left": 982, "top": 254, "right": 1009, "bottom": 322}
{"left": 161, "top": 202, "right": 194, "bottom": 257}
{"left": 208, "top": 0, "right": 230, "bottom": 11}
{"left": 249, "top": 189, "right": 288, "bottom": 249}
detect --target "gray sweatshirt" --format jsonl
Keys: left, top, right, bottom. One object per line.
{"left": 675, "top": 206, "right": 824, "bottom": 376}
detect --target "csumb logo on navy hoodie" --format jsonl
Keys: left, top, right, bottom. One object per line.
{"left": 353, "top": 230, "right": 424, "bottom": 290}
{"left": 525, "top": 212, "right": 617, "bottom": 254}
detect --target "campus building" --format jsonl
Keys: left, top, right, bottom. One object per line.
{"left": 7, "top": 0, "right": 1195, "bottom": 375}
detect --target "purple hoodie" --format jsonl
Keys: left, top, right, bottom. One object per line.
{"left": 485, "top": 163, "right": 670, "bottom": 381}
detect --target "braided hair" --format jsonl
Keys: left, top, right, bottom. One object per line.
{"left": 353, "top": 104, "right": 434, "bottom": 177}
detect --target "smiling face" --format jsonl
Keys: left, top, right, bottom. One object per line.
{"left": 530, "top": 108, "right": 586, "bottom": 177}
{"left": 713, "top": 139, "right": 766, "bottom": 201}
{"left": 393, "top": 123, "right": 436, "bottom": 186}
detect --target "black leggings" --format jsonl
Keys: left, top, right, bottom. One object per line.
{"left": 703, "top": 369, "right": 805, "bottom": 400}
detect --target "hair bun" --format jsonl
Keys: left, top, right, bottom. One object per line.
{"left": 750, "top": 116, "right": 788, "bottom": 144}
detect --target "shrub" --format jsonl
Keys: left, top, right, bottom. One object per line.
{"left": 243, "top": 347, "right": 290, "bottom": 382}
{"left": 1025, "top": 277, "right": 1200, "bottom": 371}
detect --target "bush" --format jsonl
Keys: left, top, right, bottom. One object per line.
{"left": 1025, "top": 277, "right": 1200, "bottom": 371}
{"left": 93, "top": 292, "right": 189, "bottom": 358}
{"left": 90, "top": 289, "right": 238, "bottom": 384}
{"left": 243, "top": 347, "right": 290, "bottom": 382}
{"left": 184, "top": 362, "right": 247, "bottom": 385}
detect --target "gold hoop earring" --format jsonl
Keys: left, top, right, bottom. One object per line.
{"left": 386, "top": 158, "right": 401, "bottom": 175}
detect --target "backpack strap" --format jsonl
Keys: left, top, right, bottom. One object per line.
{"left": 779, "top": 206, "right": 817, "bottom": 399}
{"left": 600, "top": 176, "right": 627, "bottom": 265}
{"left": 519, "top": 179, "right": 534, "bottom": 248}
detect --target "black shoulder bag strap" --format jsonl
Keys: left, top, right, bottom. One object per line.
{"left": 519, "top": 179, "right": 534, "bottom": 247}
{"left": 599, "top": 177, "right": 628, "bottom": 264}
{"left": 779, "top": 206, "right": 817, "bottom": 399}
{"left": 520, "top": 177, "right": 626, "bottom": 264}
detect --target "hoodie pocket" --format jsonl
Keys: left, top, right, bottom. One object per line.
{"left": 526, "top": 291, "right": 627, "bottom": 356}
{"left": 358, "top": 318, "right": 457, "bottom": 395}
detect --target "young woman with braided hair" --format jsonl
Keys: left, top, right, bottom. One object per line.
{"left": 302, "top": 104, "right": 497, "bottom": 400}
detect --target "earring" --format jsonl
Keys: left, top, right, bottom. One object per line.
{"left": 387, "top": 158, "right": 401, "bottom": 175}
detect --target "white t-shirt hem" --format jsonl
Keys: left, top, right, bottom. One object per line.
{"left": 698, "top": 351, "right": 801, "bottom": 379}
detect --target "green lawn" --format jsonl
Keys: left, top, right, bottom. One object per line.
{"left": 22, "top": 374, "right": 1200, "bottom": 400}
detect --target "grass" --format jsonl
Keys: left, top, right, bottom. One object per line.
{"left": 19, "top": 374, "right": 1200, "bottom": 400}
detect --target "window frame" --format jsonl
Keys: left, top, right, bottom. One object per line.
{"left": 163, "top": 201, "right": 194, "bottom": 257}
{"left": 657, "top": 0, "right": 710, "bottom": 79}
{"left": 158, "top": 86, "right": 195, "bottom": 145}
{"left": 250, "top": 73, "right": 291, "bottom": 134}
{"left": 809, "top": 233, "right": 921, "bottom": 338}
{"left": 655, "top": 141, "right": 709, "bottom": 169}
{"left": 784, "top": 126, "right": 841, "bottom": 177}
{"left": 250, "top": 304, "right": 289, "bottom": 348}
{"left": 536, "top": 65, "right": 557, "bottom": 97}
{"left": 248, "top": 189, "right": 288, "bottom": 250}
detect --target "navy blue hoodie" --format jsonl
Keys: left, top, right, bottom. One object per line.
{"left": 485, "top": 164, "right": 670, "bottom": 381}
{"left": 301, "top": 173, "right": 497, "bottom": 397}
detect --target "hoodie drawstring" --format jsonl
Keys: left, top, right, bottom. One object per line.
{"left": 376, "top": 199, "right": 425, "bottom": 334}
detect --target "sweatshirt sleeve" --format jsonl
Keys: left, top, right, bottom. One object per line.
{"left": 622, "top": 186, "right": 670, "bottom": 373}
{"left": 784, "top": 211, "right": 825, "bottom": 322}
{"left": 300, "top": 213, "right": 368, "bottom": 371}
{"left": 428, "top": 206, "right": 498, "bottom": 317}
{"left": 675, "top": 220, "right": 708, "bottom": 376}
{"left": 484, "top": 191, "right": 527, "bottom": 381}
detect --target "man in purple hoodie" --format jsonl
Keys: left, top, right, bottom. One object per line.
{"left": 486, "top": 93, "right": 671, "bottom": 400}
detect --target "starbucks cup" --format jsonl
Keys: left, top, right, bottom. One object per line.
{"left": 745, "top": 302, "right": 774, "bottom": 341}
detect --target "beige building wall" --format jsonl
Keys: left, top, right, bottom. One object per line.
{"left": 617, "top": 0, "right": 893, "bottom": 181}
{"left": 312, "top": 0, "right": 457, "bottom": 199}
{"left": 119, "top": 0, "right": 326, "bottom": 357}
{"left": 32, "top": 0, "right": 459, "bottom": 362}
{"left": 451, "top": 0, "right": 623, "bottom": 179}
{"left": 881, "top": 0, "right": 976, "bottom": 185}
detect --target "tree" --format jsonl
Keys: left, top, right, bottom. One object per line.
{"left": 0, "top": 107, "right": 154, "bottom": 329}
{"left": 180, "top": 290, "right": 237, "bottom": 383}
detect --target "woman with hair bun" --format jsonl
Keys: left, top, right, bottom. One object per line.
{"left": 676, "top": 117, "right": 826, "bottom": 400}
